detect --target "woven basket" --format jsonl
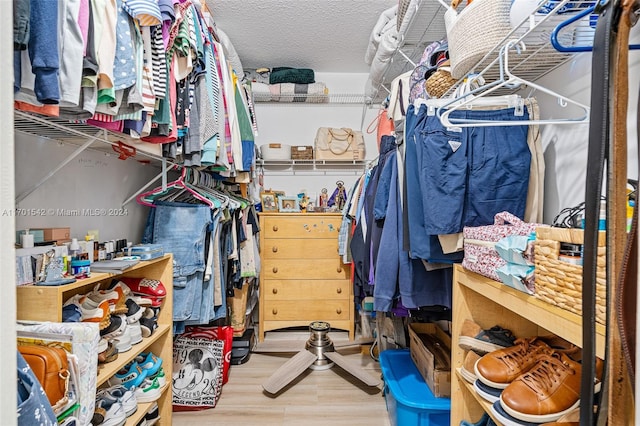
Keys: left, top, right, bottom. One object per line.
{"left": 445, "top": 0, "right": 512, "bottom": 79}
{"left": 425, "top": 65, "right": 457, "bottom": 99}
{"left": 290, "top": 146, "right": 314, "bottom": 160}
{"left": 533, "top": 227, "right": 606, "bottom": 325}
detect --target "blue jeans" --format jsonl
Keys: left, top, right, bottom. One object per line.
{"left": 151, "top": 201, "right": 212, "bottom": 323}
{"left": 417, "top": 108, "right": 531, "bottom": 234}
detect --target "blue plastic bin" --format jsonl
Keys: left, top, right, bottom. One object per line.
{"left": 379, "top": 349, "right": 451, "bottom": 426}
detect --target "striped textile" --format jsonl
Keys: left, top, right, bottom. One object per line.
{"left": 122, "top": 0, "right": 161, "bottom": 26}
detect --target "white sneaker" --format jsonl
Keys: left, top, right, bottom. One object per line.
{"left": 128, "top": 321, "right": 143, "bottom": 345}
{"left": 95, "top": 397, "right": 126, "bottom": 426}
{"left": 134, "top": 378, "right": 162, "bottom": 403}
{"left": 97, "top": 384, "right": 137, "bottom": 417}
{"left": 114, "top": 326, "right": 132, "bottom": 353}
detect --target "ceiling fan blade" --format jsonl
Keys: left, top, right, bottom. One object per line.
{"left": 262, "top": 350, "right": 317, "bottom": 394}
{"left": 332, "top": 338, "right": 375, "bottom": 349}
{"left": 324, "top": 351, "right": 381, "bottom": 387}
{"left": 253, "top": 340, "right": 305, "bottom": 353}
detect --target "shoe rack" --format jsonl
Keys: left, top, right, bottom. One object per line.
{"left": 16, "top": 254, "right": 174, "bottom": 426}
{"left": 450, "top": 264, "right": 606, "bottom": 425}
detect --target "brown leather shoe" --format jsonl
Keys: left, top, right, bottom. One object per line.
{"left": 475, "top": 335, "right": 577, "bottom": 389}
{"left": 500, "top": 352, "right": 600, "bottom": 423}
{"left": 460, "top": 350, "right": 482, "bottom": 383}
{"left": 540, "top": 406, "right": 580, "bottom": 425}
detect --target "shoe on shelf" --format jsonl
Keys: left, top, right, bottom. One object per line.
{"left": 97, "top": 384, "right": 137, "bottom": 418}
{"left": 540, "top": 407, "right": 580, "bottom": 425}
{"left": 124, "top": 298, "right": 144, "bottom": 324}
{"left": 499, "top": 352, "right": 602, "bottom": 424}
{"left": 100, "top": 314, "right": 126, "bottom": 339}
{"left": 113, "top": 325, "right": 132, "bottom": 353}
{"left": 128, "top": 321, "right": 143, "bottom": 346}
{"left": 460, "top": 350, "right": 482, "bottom": 384}
{"left": 460, "top": 413, "right": 498, "bottom": 426}
{"left": 108, "top": 360, "right": 148, "bottom": 390}
{"left": 62, "top": 303, "right": 82, "bottom": 322}
{"left": 134, "top": 352, "right": 163, "bottom": 377}
{"left": 97, "top": 337, "right": 109, "bottom": 353}
{"left": 94, "top": 396, "right": 126, "bottom": 426}
{"left": 473, "top": 379, "right": 503, "bottom": 403}
{"left": 134, "top": 377, "right": 162, "bottom": 403}
{"left": 148, "top": 367, "right": 166, "bottom": 388}
{"left": 140, "top": 317, "right": 158, "bottom": 338}
{"left": 490, "top": 400, "right": 541, "bottom": 426}
{"left": 475, "top": 335, "right": 577, "bottom": 389}
{"left": 118, "top": 277, "right": 167, "bottom": 299}
{"left": 85, "top": 284, "right": 128, "bottom": 315}
{"left": 459, "top": 319, "right": 516, "bottom": 355}
{"left": 144, "top": 401, "right": 160, "bottom": 426}
{"left": 75, "top": 299, "right": 111, "bottom": 330}
{"left": 98, "top": 340, "right": 118, "bottom": 364}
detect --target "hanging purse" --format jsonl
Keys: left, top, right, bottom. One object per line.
{"left": 314, "top": 127, "right": 366, "bottom": 160}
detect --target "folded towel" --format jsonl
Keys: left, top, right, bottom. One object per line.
{"left": 269, "top": 67, "right": 315, "bottom": 84}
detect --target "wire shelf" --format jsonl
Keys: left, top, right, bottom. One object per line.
{"left": 253, "top": 92, "right": 367, "bottom": 105}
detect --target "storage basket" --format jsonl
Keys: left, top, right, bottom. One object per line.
{"left": 425, "top": 63, "right": 457, "bottom": 99}
{"left": 260, "top": 143, "right": 291, "bottom": 161}
{"left": 533, "top": 227, "right": 606, "bottom": 325}
{"left": 290, "top": 146, "right": 314, "bottom": 160}
{"left": 445, "top": 0, "right": 512, "bottom": 79}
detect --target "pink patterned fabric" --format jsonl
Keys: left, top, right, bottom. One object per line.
{"left": 462, "top": 211, "right": 544, "bottom": 281}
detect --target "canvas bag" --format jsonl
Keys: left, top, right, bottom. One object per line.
{"left": 314, "top": 127, "right": 366, "bottom": 160}
{"left": 462, "top": 211, "right": 544, "bottom": 281}
{"left": 172, "top": 326, "right": 234, "bottom": 411}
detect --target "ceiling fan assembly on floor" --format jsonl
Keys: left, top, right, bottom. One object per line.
{"left": 254, "top": 321, "right": 381, "bottom": 395}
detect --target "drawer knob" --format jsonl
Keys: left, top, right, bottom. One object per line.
{"left": 272, "top": 288, "right": 278, "bottom": 294}
{"left": 336, "top": 308, "right": 342, "bottom": 315}
{"left": 272, "top": 308, "right": 278, "bottom": 315}
{"left": 337, "top": 267, "right": 343, "bottom": 273}
{"left": 272, "top": 225, "right": 278, "bottom": 232}
{"left": 272, "top": 246, "right": 278, "bottom": 253}
{"left": 272, "top": 267, "right": 278, "bottom": 273}
{"left": 336, "top": 288, "right": 342, "bottom": 294}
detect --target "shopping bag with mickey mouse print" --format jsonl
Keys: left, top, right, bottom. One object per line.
{"left": 172, "top": 326, "right": 233, "bottom": 411}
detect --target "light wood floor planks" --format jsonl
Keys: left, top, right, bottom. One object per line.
{"left": 172, "top": 329, "right": 392, "bottom": 426}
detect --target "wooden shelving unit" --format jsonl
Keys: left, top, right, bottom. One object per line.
{"left": 451, "top": 265, "right": 606, "bottom": 425}
{"left": 17, "top": 254, "right": 174, "bottom": 425}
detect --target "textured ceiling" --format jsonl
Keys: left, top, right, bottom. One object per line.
{"left": 206, "top": 0, "right": 397, "bottom": 73}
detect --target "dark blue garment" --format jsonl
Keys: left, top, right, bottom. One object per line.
{"left": 26, "top": 0, "right": 60, "bottom": 104}
{"left": 418, "top": 107, "right": 531, "bottom": 234}
{"left": 405, "top": 105, "right": 464, "bottom": 263}
{"left": 373, "top": 150, "right": 453, "bottom": 311}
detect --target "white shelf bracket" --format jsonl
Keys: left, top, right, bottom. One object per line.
{"left": 122, "top": 158, "right": 170, "bottom": 207}
{"left": 15, "top": 130, "right": 102, "bottom": 204}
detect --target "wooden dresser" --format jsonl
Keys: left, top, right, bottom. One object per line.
{"left": 258, "top": 213, "right": 354, "bottom": 341}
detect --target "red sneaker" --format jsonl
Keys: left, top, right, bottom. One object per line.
{"left": 118, "top": 277, "right": 166, "bottom": 299}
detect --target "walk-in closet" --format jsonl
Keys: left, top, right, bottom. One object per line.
{"left": 5, "top": 0, "right": 640, "bottom": 425}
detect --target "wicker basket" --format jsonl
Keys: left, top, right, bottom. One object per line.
{"left": 445, "top": 0, "right": 512, "bottom": 79}
{"left": 290, "top": 146, "right": 314, "bottom": 160}
{"left": 425, "top": 64, "right": 457, "bottom": 99}
{"left": 533, "top": 227, "right": 606, "bottom": 325}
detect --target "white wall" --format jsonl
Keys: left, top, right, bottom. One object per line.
{"left": 536, "top": 28, "right": 640, "bottom": 223}
{"left": 255, "top": 72, "right": 381, "bottom": 199}
{"left": 14, "top": 133, "right": 159, "bottom": 243}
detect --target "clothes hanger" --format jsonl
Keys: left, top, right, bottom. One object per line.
{"left": 136, "top": 167, "right": 215, "bottom": 208}
{"left": 551, "top": 4, "right": 640, "bottom": 52}
{"left": 437, "top": 40, "right": 590, "bottom": 127}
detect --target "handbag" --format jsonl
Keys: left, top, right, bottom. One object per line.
{"left": 462, "top": 211, "right": 545, "bottom": 282}
{"left": 17, "top": 351, "right": 57, "bottom": 426}
{"left": 314, "top": 127, "right": 366, "bottom": 160}
{"left": 18, "top": 344, "right": 70, "bottom": 412}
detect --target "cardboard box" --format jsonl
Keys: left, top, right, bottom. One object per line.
{"left": 408, "top": 323, "right": 451, "bottom": 398}
{"left": 37, "top": 228, "right": 71, "bottom": 242}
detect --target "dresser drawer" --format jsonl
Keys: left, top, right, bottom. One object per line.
{"left": 263, "top": 280, "right": 349, "bottom": 300}
{"left": 262, "top": 238, "right": 339, "bottom": 259}
{"left": 262, "top": 300, "right": 351, "bottom": 321}
{"left": 262, "top": 215, "right": 342, "bottom": 239}
{"left": 263, "top": 259, "right": 349, "bottom": 280}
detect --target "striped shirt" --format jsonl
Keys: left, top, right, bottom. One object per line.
{"left": 122, "top": 0, "right": 161, "bottom": 26}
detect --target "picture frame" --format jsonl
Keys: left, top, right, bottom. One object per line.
{"left": 278, "top": 196, "right": 300, "bottom": 213}
{"left": 260, "top": 192, "right": 278, "bottom": 212}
